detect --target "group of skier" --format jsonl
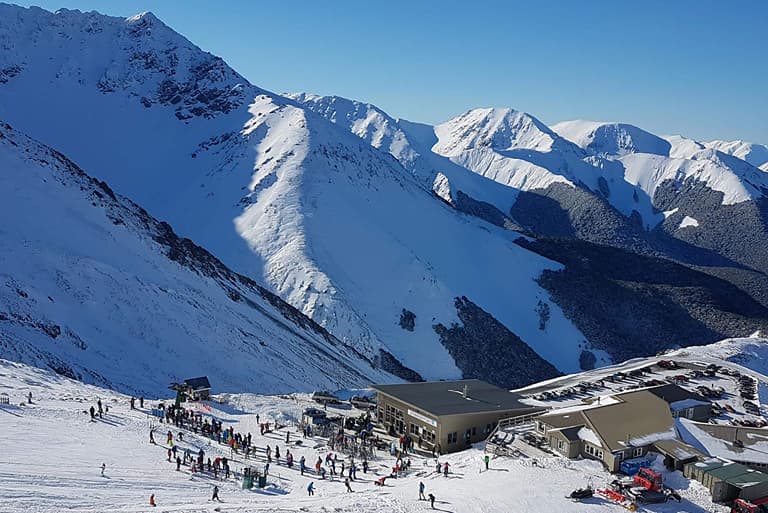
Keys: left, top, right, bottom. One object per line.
{"left": 125, "top": 399, "right": 454, "bottom": 509}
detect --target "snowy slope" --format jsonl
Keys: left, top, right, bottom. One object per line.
{"left": 284, "top": 93, "right": 522, "bottom": 217}
{"left": 554, "top": 121, "right": 768, "bottom": 210}
{"left": 233, "top": 96, "right": 592, "bottom": 380}
{"left": 0, "top": 4, "right": 596, "bottom": 385}
{"left": 705, "top": 140, "right": 768, "bottom": 169}
{"left": 552, "top": 120, "right": 672, "bottom": 157}
{"left": 0, "top": 120, "right": 394, "bottom": 395}
{"left": 0, "top": 357, "right": 725, "bottom": 513}
{"left": 294, "top": 95, "right": 768, "bottom": 233}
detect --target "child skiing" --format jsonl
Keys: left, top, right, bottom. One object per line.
{"left": 419, "top": 481, "right": 426, "bottom": 500}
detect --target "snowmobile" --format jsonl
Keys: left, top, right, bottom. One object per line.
{"left": 566, "top": 486, "right": 594, "bottom": 500}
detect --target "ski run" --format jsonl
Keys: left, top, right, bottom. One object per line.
{"left": 5, "top": 337, "right": 768, "bottom": 513}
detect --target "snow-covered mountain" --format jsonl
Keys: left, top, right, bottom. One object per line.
{"left": 292, "top": 94, "right": 768, "bottom": 291}
{"left": 1, "top": 4, "right": 767, "bottom": 392}
{"left": 0, "top": 4, "right": 580, "bottom": 388}
{"left": 552, "top": 120, "right": 671, "bottom": 157}
{"left": 0, "top": 120, "right": 394, "bottom": 395}
{"left": 705, "top": 139, "right": 768, "bottom": 169}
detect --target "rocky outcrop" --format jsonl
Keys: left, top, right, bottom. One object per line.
{"left": 433, "top": 297, "right": 561, "bottom": 388}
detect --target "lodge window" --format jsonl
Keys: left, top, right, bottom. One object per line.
{"left": 585, "top": 444, "right": 604, "bottom": 460}
{"left": 448, "top": 432, "right": 458, "bottom": 444}
{"left": 633, "top": 447, "right": 643, "bottom": 457}
{"left": 537, "top": 421, "right": 545, "bottom": 433}
{"left": 410, "top": 423, "right": 420, "bottom": 435}
{"left": 557, "top": 440, "right": 564, "bottom": 451}
{"left": 471, "top": 427, "right": 477, "bottom": 436}
{"left": 685, "top": 408, "right": 695, "bottom": 419}
{"left": 385, "top": 404, "right": 404, "bottom": 426}
{"left": 485, "top": 423, "right": 493, "bottom": 434}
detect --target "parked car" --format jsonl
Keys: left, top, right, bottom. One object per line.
{"left": 312, "top": 391, "right": 342, "bottom": 405}
{"left": 349, "top": 395, "right": 376, "bottom": 410}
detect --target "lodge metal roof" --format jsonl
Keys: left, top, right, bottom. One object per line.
{"left": 371, "top": 379, "right": 543, "bottom": 417}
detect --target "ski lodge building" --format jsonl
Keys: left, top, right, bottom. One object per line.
{"left": 534, "top": 385, "right": 709, "bottom": 472}
{"left": 370, "top": 379, "right": 544, "bottom": 453}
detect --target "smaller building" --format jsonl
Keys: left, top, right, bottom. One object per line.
{"left": 371, "top": 379, "right": 544, "bottom": 453}
{"left": 687, "top": 459, "right": 768, "bottom": 502}
{"left": 535, "top": 388, "right": 687, "bottom": 471}
{"left": 645, "top": 384, "right": 711, "bottom": 422}
{"left": 653, "top": 438, "right": 706, "bottom": 471}
{"left": 178, "top": 376, "right": 212, "bottom": 401}
{"left": 302, "top": 407, "right": 328, "bottom": 426}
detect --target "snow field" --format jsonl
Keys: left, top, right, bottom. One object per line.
{"left": 0, "top": 358, "right": 733, "bottom": 513}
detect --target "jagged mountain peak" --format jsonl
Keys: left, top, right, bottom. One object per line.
{"left": 434, "top": 107, "right": 560, "bottom": 154}
{"left": 0, "top": 3, "right": 256, "bottom": 121}
{"left": 705, "top": 139, "right": 768, "bottom": 169}
{"left": 283, "top": 92, "right": 418, "bottom": 165}
{"left": 552, "top": 120, "right": 672, "bottom": 157}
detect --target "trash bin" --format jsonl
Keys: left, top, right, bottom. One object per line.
{"left": 242, "top": 467, "right": 254, "bottom": 489}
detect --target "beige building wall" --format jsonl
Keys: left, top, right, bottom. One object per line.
{"left": 375, "top": 391, "right": 528, "bottom": 453}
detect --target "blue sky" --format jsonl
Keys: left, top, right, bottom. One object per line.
{"left": 12, "top": 1, "right": 768, "bottom": 143}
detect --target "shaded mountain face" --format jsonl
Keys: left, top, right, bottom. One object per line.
{"left": 1, "top": 5, "right": 765, "bottom": 391}
{"left": 0, "top": 120, "right": 395, "bottom": 396}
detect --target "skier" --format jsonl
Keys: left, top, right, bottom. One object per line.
{"left": 211, "top": 485, "right": 220, "bottom": 502}
{"left": 443, "top": 462, "right": 450, "bottom": 477}
{"left": 149, "top": 494, "right": 156, "bottom": 507}
{"left": 300, "top": 456, "right": 306, "bottom": 475}
{"left": 315, "top": 457, "right": 322, "bottom": 474}
{"left": 139, "top": 397, "right": 144, "bottom": 408}
{"left": 266, "top": 445, "right": 272, "bottom": 463}
{"left": 435, "top": 461, "right": 440, "bottom": 474}
{"left": 89, "top": 405, "right": 95, "bottom": 420}
{"left": 419, "top": 481, "right": 426, "bottom": 500}
{"left": 274, "top": 445, "right": 280, "bottom": 464}
{"left": 27, "top": 391, "right": 32, "bottom": 404}
{"left": 362, "top": 459, "right": 368, "bottom": 474}
{"left": 428, "top": 493, "right": 435, "bottom": 509}
{"left": 176, "top": 456, "right": 181, "bottom": 471}
{"left": 167, "top": 449, "right": 172, "bottom": 462}
{"left": 484, "top": 454, "right": 490, "bottom": 471}
{"left": 344, "top": 477, "right": 353, "bottom": 493}
{"left": 97, "top": 399, "right": 103, "bottom": 418}
{"left": 101, "top": 463, "right": 106, "bottom": 477}
{"left": 286, "top": 431, "right": 290, "bottom": 443}
{"left": 149, "top": 429, "right": 155, "bottom": 444}
{"left": 307, "top": 481, "right": 315, "bottom": 496}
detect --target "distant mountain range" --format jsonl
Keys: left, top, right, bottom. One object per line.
{"left": 1, "top": 3, "right": 766, "bottom": 392}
